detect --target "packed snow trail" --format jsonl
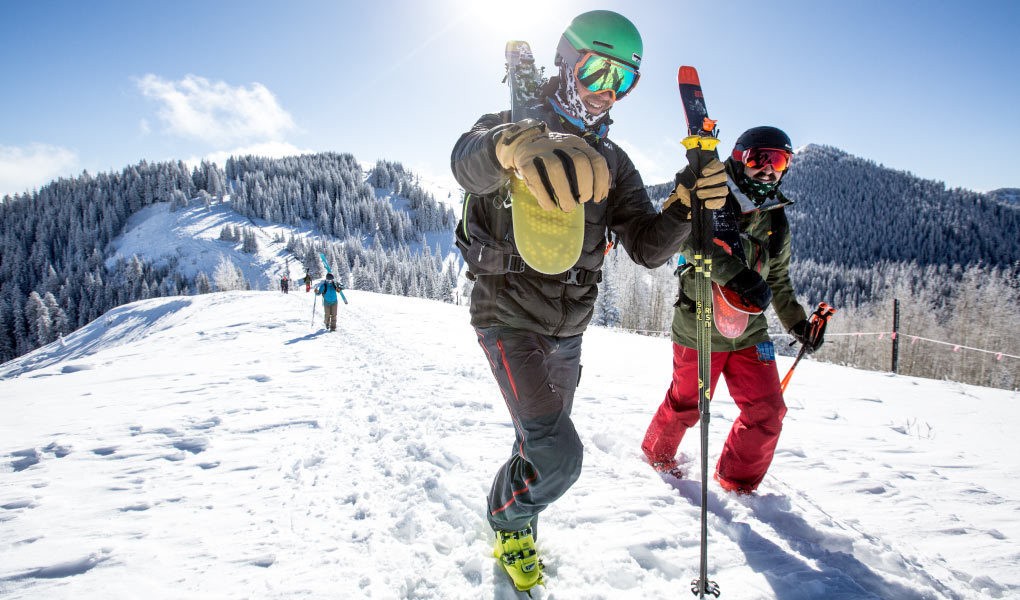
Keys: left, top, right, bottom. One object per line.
{"left": 1, "top": 292, "right": 1017, "bottom": 599}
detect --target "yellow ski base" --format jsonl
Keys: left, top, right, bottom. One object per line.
{"left": 510, "top": 177, "right": 585, "bottom": 275}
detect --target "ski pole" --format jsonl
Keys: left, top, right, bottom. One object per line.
{"left": 310, "top": 286, "right": 319, "bottom": 329}
{"left": 678, "top": 65, "right": 721, "bottom": 600}
{"left": 779, "top": 344, "right": 808, "bottom": 393}
{"left": 780, "top": 302, "right": 836, "bottom": 392}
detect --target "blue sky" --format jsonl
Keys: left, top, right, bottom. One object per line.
{"left": 2, "top": 0, "right": 1018, "bottom": 198}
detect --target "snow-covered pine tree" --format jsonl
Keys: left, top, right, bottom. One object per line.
{"left": 212, "top": 256, "right": 245, "bottom": 291}
{"left": 24, "top": 291, "right": 51, "bottom": 346}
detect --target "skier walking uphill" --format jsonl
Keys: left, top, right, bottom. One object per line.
{"left": 303, "top": 272, "right": 312, "bottom": 293}
{"left": 451, "top": 10, "right": 728, "bottom": 592}
{"left": 315, "top": 273, "right": 344, "bottom": 332}
{"left": 280, "top": 275, "right": 289, "bottom": 294}
{"left": 641, "top": 126, "right": 825, "bottom": 495}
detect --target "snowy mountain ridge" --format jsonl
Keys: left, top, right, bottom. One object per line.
{"left": 108, "top": 189, "right": 460, "bottom": 293}
{"left": 1, "top": 291, "right": 1017, "bottom": 599}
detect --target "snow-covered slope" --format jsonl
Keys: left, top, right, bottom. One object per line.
{"left": 107, "top": 201, "right": 314, "bottom": 289}
{"left": 1, "top": 292, "right": 1017, "bottom": 599}
{"left": 106, "top": 176, "right": 461, "bottom": 293}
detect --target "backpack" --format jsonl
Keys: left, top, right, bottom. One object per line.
{"left": 318, "top": 280, "right": 342, "bottom": 294}
{"left": 454, "top": 191, "right": 520, "bottom": 279}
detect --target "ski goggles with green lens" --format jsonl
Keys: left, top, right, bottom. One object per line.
{"left": 573, "top": 51, "right": 640, "bottom": 101}
{"left": 735, "top": 147, "right": 793, "bottom": 172}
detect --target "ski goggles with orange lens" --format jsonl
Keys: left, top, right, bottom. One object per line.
{"left": 573, "top": 52, "right": 640, "bottom": 101}
{"left": 735, "top": 147, "right": 792, "bottom": 172}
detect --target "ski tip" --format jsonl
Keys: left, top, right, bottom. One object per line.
{"left": 505, "top": 40, "right": 532, "bottom": 55}
{"left": 678, "top": 65, "right": 701, "bottom": 86}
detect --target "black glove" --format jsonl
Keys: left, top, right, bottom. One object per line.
{"left": 723, "top": 268, "right": 773, "bottom": 313}
{"left": 790, "top": 319, "right": 824, "bottom": 354}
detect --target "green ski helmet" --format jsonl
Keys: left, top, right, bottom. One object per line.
{"left": 556, "top": 10, "right": 643, "bottom": 70}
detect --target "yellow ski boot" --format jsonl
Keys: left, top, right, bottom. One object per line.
{"left": 493, "top": 524, "right": 544, "bottom": 592}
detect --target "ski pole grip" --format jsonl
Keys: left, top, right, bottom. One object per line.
{"left": 682, "top": 135, "right": 720, "bottom": 162}
{"left": 685, "top": 145, "right": 707, "bottom": 177}
{"left": 683, "top": 140, "right": 721, "bottom": 215}
{"left": 682, "top": 134, "right": 721, "bottom": 169}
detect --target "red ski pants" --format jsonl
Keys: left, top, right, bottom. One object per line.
{"left": 642, "top": 343, "right": 787, "bottom": 491}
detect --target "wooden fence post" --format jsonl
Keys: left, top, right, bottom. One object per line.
{"left": 891, "top": 298, "right": 900, "bottom": 374}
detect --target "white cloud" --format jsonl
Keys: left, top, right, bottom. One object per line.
{"left": 137, "top": 74, "right": 296, "bottom": 145}
{"left": 192, "top": 141, "right": 314, "bottom": 169}
{"left": 0, "top": 144, "right": 79, "bottom": 198}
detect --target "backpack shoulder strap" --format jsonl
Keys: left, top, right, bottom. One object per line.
{"left": 455, "top": 190, "right": 519, "bottom": 277}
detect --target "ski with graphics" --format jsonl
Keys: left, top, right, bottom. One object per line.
{"left": 503, "top": 39, "right": 586, "bottom": 276}
{"left": 678, "top": 67, "right": 758, "bottom": 340}
{"left": 318, "top": 252, "right": 348, "bottom": 305}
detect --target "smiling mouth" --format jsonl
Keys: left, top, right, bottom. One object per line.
{"left": 583, "top": 96, "right": 610, "bottom": 113}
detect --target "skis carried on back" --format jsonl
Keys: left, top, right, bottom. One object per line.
{"left": 678, "top": 65, "right": 722, "bottom": 599}
{"left": 309, "top": 252, "right": 329, "bottom": 329}
{"left": 504, "top": 40, "right": 584, "bottom": 275}
{"left": 320, "top": 252, "right": 349, "bottom": 305}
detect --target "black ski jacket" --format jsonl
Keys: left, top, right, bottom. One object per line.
{"left": 451, "top": 98, "right": 692, "bottom": 337}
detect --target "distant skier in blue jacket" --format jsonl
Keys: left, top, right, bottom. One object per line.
{"left": 315, "top": 273, "right": 347, "bottom": 331}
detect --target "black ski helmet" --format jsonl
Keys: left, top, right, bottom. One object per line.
{"left": 732, "top": 126, "right": 793, "bottom": 157}
{"left": 326, "top": 273, "right": 334, "bottom": 280}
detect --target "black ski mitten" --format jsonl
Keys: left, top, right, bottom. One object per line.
{"left": 790, "top": 319, "right": 825, "bottom": 353}
{"left": 723, "top": 268, "right": 773, "bottom": 313}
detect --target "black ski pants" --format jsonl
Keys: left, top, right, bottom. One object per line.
{"left": 475, "top": 326, "right": 584, "bottom": 532}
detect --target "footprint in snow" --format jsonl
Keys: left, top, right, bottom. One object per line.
{"left": 60, "top": 363, "right": 94, "bottom": 373}
{"left": 189, "top": 416, "right": 221, "bottom": 431}
{"left": 43, "top": 442, "right": 71, "bottom": 458}
{"left": 172, "top": 437, "right": 208, "bottom": 454}
{"left": 9, "top": 449, "right": 41, "bottom": 472}
{"left": 5, "top": 549, "right": 112, "bottom": 581}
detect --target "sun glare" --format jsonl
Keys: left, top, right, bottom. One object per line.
{"left": 453, "top": 0, "right": 577, "bottom": 41}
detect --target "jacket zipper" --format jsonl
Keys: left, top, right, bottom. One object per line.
{"left": 552, "top": 284, "right": 569, "bottom": 336}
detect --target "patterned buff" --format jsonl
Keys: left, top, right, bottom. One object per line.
{"left": 739, "top": 174, "right": 780, "bottom": 204}
{"left": 550, "top": 64, "right": 610, "bottom": 137}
